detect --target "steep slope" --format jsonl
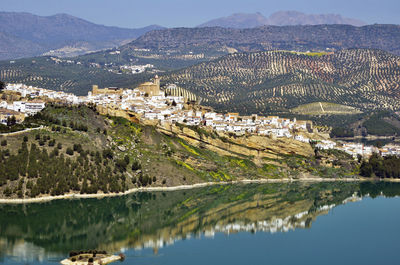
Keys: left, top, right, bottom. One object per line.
{"left": 0, "top": 12, "right": 164, "bottom": 59}
{"left": 197, "top": 11, "right": 366, "bottom": 28}
{"left": 0, "top": 31, "right": 43, "bottom": 59}
{"left": 162, "top": 49, "right": 400, "bottom": 113}
{"left": 130, "top": 24, "right": 400, "bottom": 56}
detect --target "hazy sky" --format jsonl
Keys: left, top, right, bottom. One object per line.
{"left": 0, "top": 0, "right": 399, "bottom": 28}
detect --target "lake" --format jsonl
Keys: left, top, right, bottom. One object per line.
{"left": 1, "top": 182, "right": 400, "bottom": 265}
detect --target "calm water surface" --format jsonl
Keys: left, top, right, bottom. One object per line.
{"left": 1, "top": 182, "right": 400, "bottom": 265}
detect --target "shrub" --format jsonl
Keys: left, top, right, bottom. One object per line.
{"left": 57, "top": 143, "right": 62, "bottom": 149}
{"left": 66, "top": 148, "right": 74, "bottom": 156}
{"left": 23, "top": 136, "right": 28, "bottom": 142}
{"left": 1, "top": 140, "right": 7, "bottom": 146}
{"left": 131, "top": 160, "right": 141, "bottom": 171}
{"left": 48, "top": 139, "right": 56, "bottom": 147}
{"left": 3, "top": 187, "right": 12, "bottom": 197}
{"left": 73, "top": 143, "right": 82, "bottom": 153}
{"left": 102, "top": 149, "right": 113, "bottom": 159}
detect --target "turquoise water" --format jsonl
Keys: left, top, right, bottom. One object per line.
{"left": 1, "top": 182, "right": 400, "bottom": 265}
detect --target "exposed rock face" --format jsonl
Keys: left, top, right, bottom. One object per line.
{"left": 157, "top": 123, "right": 314, "bottom": 164}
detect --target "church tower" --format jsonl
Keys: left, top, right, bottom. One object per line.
{"left": 154, "top": 75, "right": 160, "bottom": 90}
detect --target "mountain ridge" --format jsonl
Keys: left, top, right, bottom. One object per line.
{"left": 197, "top": 11, "right": 367, "bottom": 28}
{"left": 0, "top": 11, "right": 165, "bottom": 60}
{"left": 129, "top": 24, "right": 400, "bottom": 56}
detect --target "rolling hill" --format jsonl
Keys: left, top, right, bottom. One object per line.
{"left": 45, "top": 23, "right": 400, "bottom": 75}
{"left": 1, "top": 49, "right": 400, "bottom": 116}
{"left": 0, "top": 12, "right": 164, "bottom": 60}
{"left": 162, "top": 49, "right": 400, "bottom": 114}
{"left": 0, "top": 56, "right": 149, "bottom": 95}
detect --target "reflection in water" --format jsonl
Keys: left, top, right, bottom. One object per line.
{"left": 0, "top": 182, "right": 399, "bottom": 263}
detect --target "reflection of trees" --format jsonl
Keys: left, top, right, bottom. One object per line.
{"left": 3, "top": 182, "right": 399, "bottom": 258}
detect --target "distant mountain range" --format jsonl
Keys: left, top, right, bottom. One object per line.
{"left": 197, "top": 11, "right": 367, "bottom": 28}
{"left": 0, "top": 12, "right": 164, "bottom": 60}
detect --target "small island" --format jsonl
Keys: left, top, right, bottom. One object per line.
{"left": 60, "top": 251, "right": 124, "bottom": 265}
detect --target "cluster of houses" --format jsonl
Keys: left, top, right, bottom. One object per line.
{"left": 0, "top": 83, "right": 80, "bottom": 125}
{"left": 3, "top": 79, "right": 400, "bottom": 159}
{"left": 314, "top": 139, "right": 400, "bottom": 158}
{"left": 85, "top": 78, "right": 312, "bottom": 139}
{"left": 5, "top": 83, "right": 80, "bottom": 104}
{"left": 119, "top": 64, "right": 154, "bottom": 74}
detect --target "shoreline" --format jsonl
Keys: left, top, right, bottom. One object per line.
{"left": 2, "top": 176, "right": 398, "bottom": 204}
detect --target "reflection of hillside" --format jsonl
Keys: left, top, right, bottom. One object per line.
{"left": 0, "top": 238, "right": 60, "bottom": 262}
{"left": 98, "top": 183, "right": 359, "bottom": 251}
{"left": 1, "top": 182, "right": 396, "bottom": 262}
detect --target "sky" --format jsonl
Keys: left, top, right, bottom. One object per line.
{"left": 0, "top": 0, "right": 399, "bottom": 28}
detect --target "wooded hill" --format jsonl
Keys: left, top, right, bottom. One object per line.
{"left": 66, "top": 24, "right": 400, "bottom": 73}
{"left": 162, "top": 49, "right": 400, "bottom": 114}
{"left": 130, "top": 24, "right": 400, "bottom": 56}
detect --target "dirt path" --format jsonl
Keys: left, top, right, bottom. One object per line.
{"left": 0, "top": 126, "right": 44, "bottom": 136}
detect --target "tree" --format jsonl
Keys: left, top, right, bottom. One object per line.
{"left": 73, "top": 143, "right": 82, "bottom": 153}
{"left": 66, "top": 148, "right": 74, "bottom": 156}
{"left": 131, "top": 160, "right": 141, "bottom": 171}
{"left": 124, "top": 155, "right": 130, "bottom": 165}
{"left": 6, "top": 116, "right": 16, "bottom": 126}
{"left": 102, "top": 149, "right": 113, "bottom": 159}
{"left": 0, "top": 81, "right": 5, "bottom": 92}
{"left": 48, "top": 139, "right": 56, "bottom": 147}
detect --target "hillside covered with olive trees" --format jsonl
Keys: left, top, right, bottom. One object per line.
{"left": 162, "top": 49, "right": 400, "bottom": 114}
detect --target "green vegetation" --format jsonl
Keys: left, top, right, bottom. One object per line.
{"left": 360, "top": 154, "right": 400, "bottom": 178}
{"left": 163, "top": 49, "right": 400, "bottom": 114}
{"left": 0, "top": 57, "right": 149, "bottom": 96}
{"left": 363, "top": 112, "right": 400, "bottom": 136}
{"left": 0, "top": 181, "right": 368, "bottom": 253}
{"left": 0, "top": 104, "right": 361, "bottom": 199}
{"left": 330, "top": 127, "right": 355, "bottom": 138}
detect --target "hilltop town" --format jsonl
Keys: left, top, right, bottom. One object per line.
{"left": 2, "top": 76, "right": 400, "bottom": 158}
